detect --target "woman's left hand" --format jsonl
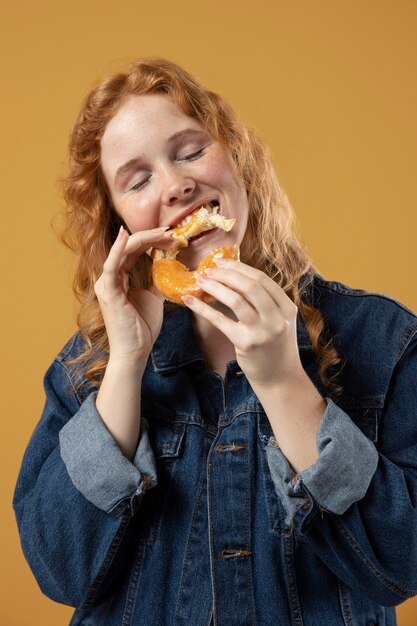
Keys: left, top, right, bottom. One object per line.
{"left": 182, "top": 258, "right": 305, "bottom": 388}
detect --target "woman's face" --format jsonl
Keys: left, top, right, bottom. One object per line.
{"left": 100, "top": 93, "right": 249, "bottom": 269}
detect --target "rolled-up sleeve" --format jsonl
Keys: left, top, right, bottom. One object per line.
{"left": 265, "top": 398, "right": 378, "bottom": 525}
{"left": 59, "top": 391, "right": 158, "bottom": 517}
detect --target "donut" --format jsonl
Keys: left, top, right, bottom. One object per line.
{"left": 151, "top": 203, "right": 239, "bottom": 305}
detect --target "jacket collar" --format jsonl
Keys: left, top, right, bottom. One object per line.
{"left": 151, "top": 301, "right": 313, "bottom": 374}
{"left": 151, "top": 305, "right": 205, "bottom": 373}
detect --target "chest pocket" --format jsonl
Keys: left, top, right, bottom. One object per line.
{"left": 146, "top": 412, "right": 187, "bottom": 458}
{"left": 136, "top": 411, "right": 187, "bottom": 544}
{"left": 333, "top": 396, "right": 384, "bottom": 444}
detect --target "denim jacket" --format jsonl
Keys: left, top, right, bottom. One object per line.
{"left": 13, "top": 274, "right": 417, "bottom": 626}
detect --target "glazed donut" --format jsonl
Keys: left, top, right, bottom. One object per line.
{"left": 151, "top": 204, "right": 239, "bottom": 305}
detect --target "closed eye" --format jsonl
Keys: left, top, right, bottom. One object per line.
{"left": 130, "top": 147, "right": 207, "bottom": 192}
{"left": 182, "top": 147, "right": 206, "bottom": 161}
{"left": 131, "top": 176, "right": 150, "bottom": 191}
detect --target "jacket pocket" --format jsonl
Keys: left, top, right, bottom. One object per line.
{"left": 136, "top": 412, "right": 187, "bottom": 545}
{"left": 257, "top": 410, "right": 293, "bottom": 534}
{"left": 332, "top": 397, "right": 384, "bottom": 444}
{"left": 338, "top": 580, "right": 389, "bottom": 626}
{"left": 146, "top": 412, "right": 187, "bottom": 459}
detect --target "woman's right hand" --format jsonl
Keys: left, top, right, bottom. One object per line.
{"left": 94, "top": 225, "right": 174, "bottom": 367}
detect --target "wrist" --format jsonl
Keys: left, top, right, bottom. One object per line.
{"left": 248, "top": 363, "right": 308, "bottom": 394}
{"left": 106, "top": 355, "right": 148, "bottom": 376}
{"left": 250, "top": 367, "right": 325, "bottom": 408}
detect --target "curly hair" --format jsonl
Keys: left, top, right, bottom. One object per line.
{"left": 59, "top": 57, "right": 342, "bottom": 394}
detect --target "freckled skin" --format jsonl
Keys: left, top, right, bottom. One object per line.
{"left": 100, "top": 93, "right": 249, "bottom": 271}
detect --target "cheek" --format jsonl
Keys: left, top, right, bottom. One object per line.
{"left": 116, "top": 200, "right": 157, "bottom": 234}
{"left": 212, "top": 152, "right": 246, "bottom": 199}
{"left": 206, "top": 153, "right": 235, "bottom": 187}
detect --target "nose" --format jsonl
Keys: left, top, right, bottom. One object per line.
{"left": 160, "top": 166, "right": 196, "bottom": 206}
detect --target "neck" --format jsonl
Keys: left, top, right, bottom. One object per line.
{"left": 190, "top": 301, "right": 237, "bottom": 371}
{"left": 191, "top": 301, "right": 237, "bottom": 343}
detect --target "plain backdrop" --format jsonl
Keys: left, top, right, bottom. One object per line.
{"left": 2, "top": 1, "right": 416, "bottom": 624}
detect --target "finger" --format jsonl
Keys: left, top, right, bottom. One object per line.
{"left": 195, "top": 274, "right": 257, "bottom": 324}
{"left": 122, "top": 271, "right": 130, "bottom": 293}
{"left": 122, "top": 228, "right": 177, "bottom": 272}
{"left": 123, "top": 238, "right": 178, "bottom": 271}
{"left": 181, "top": 295, "right": 241, "bottom": 345}
{"left": 96, "top": 227, "right": 129, "bottom": 297}
{"left": 102, "top": 226, "right": 129, "bottom": 275}
{"left": 148, "top": 283, "right": 166, "bottom": 302}
{"left": 124, "top": 227, "right": 172, "bottom": 256}
{"left": 213, "top": 259, "right": 297, "bottom": 316}
{"left": 200, "top": 267, "right": 279, "bottom": 321}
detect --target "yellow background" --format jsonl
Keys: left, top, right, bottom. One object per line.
{"left": 2, "top": 1, "right": 416, "bottom": 624}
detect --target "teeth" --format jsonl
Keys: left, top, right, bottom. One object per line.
{"left": 174, "top": 201, "right": 219, "bottom": 228}
{"left": 178, "top": 213, "right": 195, "bottom": 227}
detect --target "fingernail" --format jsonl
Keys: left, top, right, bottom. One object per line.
{"left": 182, "top": 295, "right": 195, "bottom": 305}
{"left": 204, "top": 268, "right": 216, "bottom": 276}
{"left": 117, "top": 225, "right": 124, "bottom": 239}
{"left": 196, "top": 274, "right": 208, "bottom": 283}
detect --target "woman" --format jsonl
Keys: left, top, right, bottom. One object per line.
{"left": 13, "top": 58, "right": 417, "bottom": 625}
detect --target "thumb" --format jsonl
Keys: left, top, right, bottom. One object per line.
{"left": 148, "top": 283, "right": 166, "bottom": 302}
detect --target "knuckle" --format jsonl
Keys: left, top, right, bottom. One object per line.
{"left": 230, "top": 293, "right": 243, "bottom": 309}
{"left": 274, "top": 320, "right": 287, "bottom": 335}
{"left": 213, "top": 310, "right": 224, "bottom": 326}
{"left": 240, "top": 335, "right": 257, "bottom": 352}
{"left": 272, "top": 319, "right": 292, "bottom": 339}
{"left": 290, "top": 300, "right": 298, "bottom": 315}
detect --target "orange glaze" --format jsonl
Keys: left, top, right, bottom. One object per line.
{"left": 152, "top": 245, "right": 239, "bottom": 305}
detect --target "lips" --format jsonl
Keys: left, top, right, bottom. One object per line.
{"left": 169, "top": 199, "right": 219, "bottom": 229}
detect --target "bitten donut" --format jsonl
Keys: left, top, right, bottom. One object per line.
{"left": 151, "top": 203, "right": 239, "bottom": 305}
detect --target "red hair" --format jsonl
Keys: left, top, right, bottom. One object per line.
{"left": 59, "top": 57, "right": 342, "bottom": 393}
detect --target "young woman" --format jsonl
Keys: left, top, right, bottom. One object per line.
{"left": 13, "top": 58, "right": 417, "bottom": 626}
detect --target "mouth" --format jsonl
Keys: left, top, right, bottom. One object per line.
{"left": 152, "top": 200, "right": 234, "bottom": 262}
{"left": 170, "top": 200, "right": 220, "bottom": 229}
{"left": 170, "top": 201, "right": 235, "bottom": 249}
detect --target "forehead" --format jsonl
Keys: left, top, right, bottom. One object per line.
{"left": 101, "top": 94, "right": 202, "bottom": 153}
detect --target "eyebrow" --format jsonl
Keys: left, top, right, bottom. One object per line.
{"left": 113, "top": 128, "right": 205, "bottom": 188}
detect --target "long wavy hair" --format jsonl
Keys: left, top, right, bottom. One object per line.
{"left": 60, "top": 57, "right": 342, "bottom": 394}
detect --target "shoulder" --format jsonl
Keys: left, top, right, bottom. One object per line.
{"left": 45, "top": 332, "right": 96, "bottom": 407}
{"left": 305, "top": 274, "right": 417, "bottom": 400}
{"left": 54, "top": 332, "right": 88, "bottom": 364}
{"left": 312, "top": 274, "right": 416, "bottom": 317}
{"left": 310, "top": 274, "right": 417, "bottom": 358}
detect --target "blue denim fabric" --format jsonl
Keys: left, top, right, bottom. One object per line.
{"left": 59, "top": 392, "right": 158, "bottom": 516}
{"left": 13, "top": 274, "right": 417, "bottom": 625}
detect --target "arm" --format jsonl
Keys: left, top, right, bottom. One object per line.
{"left": 95, "top": 359, "right": 146, "bottom": 461}
{"left": 265, "top": 333, "right": 417, "bottom": 606}
{"left": 250, "top": 368, "right": 326, "bottom": 472}
{"left": 13, "top": 226, "right": 171, "bottom": 607}
{"left": 92, "top": 225, "right": 173, "bottom": 460}
{"left": 190, "top": 259, "right": 328, "bottom": 473}
{"left": 185, "top": 259, "right": 417, "bottom": 605}
{"left": 13, "top": 354, "right": 157, "bottom": 608}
